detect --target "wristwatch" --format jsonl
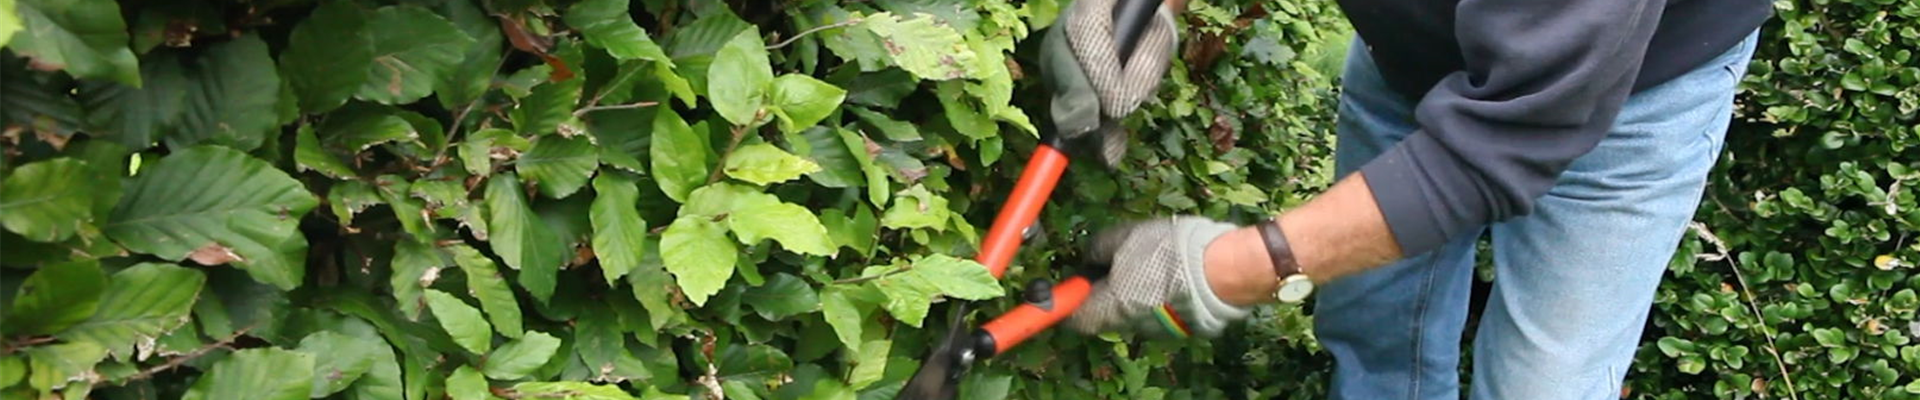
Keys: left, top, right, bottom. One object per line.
{"left": 1257, "top": 219, "right": 1314, "bottom": 303}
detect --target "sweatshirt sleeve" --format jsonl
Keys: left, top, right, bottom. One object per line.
{"left": 1356, "top": 0, "right": 1669, "bottom": 255}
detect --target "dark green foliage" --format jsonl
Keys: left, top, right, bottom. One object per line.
{"left": 1629, "top": 1, "right": 1920, "bottom": 399}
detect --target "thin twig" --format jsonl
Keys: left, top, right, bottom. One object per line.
{"left": 1, "top": 336, "right": 57, "bottom": 354}
{"left": 121, "top": 327, "right": 253, "bottom": 383}
{"left": 577, "top": 64, "right": 646, "bottom": 113}
{"left": 573, "top": 101, "right": 660, "bottom": 117}
{"left": 705, "top": 123, "right": 754, "bottom": 184}
{"left": 1689, "top": 222, "right": 1800, "bottom": 400}
{"left": 831, "top": 264, "right": 912, "bottom": 285}
{"left": 766, "top": 18, "right": 865, "bottom": 50}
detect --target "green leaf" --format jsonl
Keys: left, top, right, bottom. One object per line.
{"left": 574, "top": 303, "right": 652, "bottom": 383}
{"left": 681, "top": 181, "right": 764, "bottom": 217}
{"left": 1677, "top": 355, "right": 1705, "bottom": 375}
{"left": 955, "top": 373, "right": 1012, "bottom": 400}
{"left": 297, "top": 331, "right": 383, "bottom": 397}
{"left": 355, "top": 5, "right": 476, "bottom": 105}
{"left": 566, "top": 0, "right": 670, "bottom": 62}
{"left": 0, "top": 158, "right": 95, "bottom": 242}
{"left": 432, "top": 0, "right": 503, "bottom": 109}
{"left": 743, "top": 273, "right": 821, "bottom": 320}
{"left": 389, "top": 239, "right": 444, "bottom": 320}
{"left": 484, "top": 331, "right": 561, "bottom": 380}
{"left": 650, "top": 110, "right": 708, "bottom": 202}
{"left": 832, "top": 129, "right": 888, "bottom": 207}
{"left": 295, "top": 125, "right": 356, "bottom": 178}
{"left": 849, "top": 339, "right": 890, "bottom": 389}
{"left": 849, "top": 106, "right": 921, "bottom": 141}
{"left": 821, "top": 286, "right": 874, "bottom": 351}
{"left": 653, "top": 62, "right": 697, "bottom": 107}
{"left": 591, "top": 174, "right": 649, "bottom": 283}
{"left": 181, "top": 348, "right": 316, "bottom": 400}
{"left": 708, "top": 27, "right": 773, "bottom": 126}
{"left": 168, "top": 34, "right": 283, "bottom": 151}
{"left": 861, "top": 12, "right": 976, "bottom": 81}
{"left": 485, "top": 173, "right": 568, "bottom": 302}
{"left": 24, "top": 341, "right": 107, "bottom": 393}
{"left": 78, "top": 51, "right": 188, "bottom": 150}
{"left": 319, "top": 104, "right": 418, "bottom": 152}
{"left": 627, "top": 256, "right": 680, "bottom": 331}
{"left": 511, "top": 42, "right": 584, "bottom": 137}
{"left": 870, "top": 255, "right": 1003, "bottom": 327}
{"left": 344, "top": 333, "right": 403, "bottom": 400}
{"left": 510, "top": 382, "right": 638, "bottom": 400}
{"left": 768, "top": 74, "right": 847, "bottom": 134}
{"left": 449, "top": 245, "right": 524, "bottom": 339}
{"left": 728, "top": 199, "right": 834, "bottom": 255}
{"left": 279, "top": 0, "right": 373, "bottom": 113}
{"left": 1812, "top": 327, "right": 1846, "bottom": 347}
{"left": 717, "top": 344, "right": 793, "bottom": 381}
{"left": 518, "top": 135, "right": 600, "bottom": 198}
{"left": 724, "top": 142, "right": 822, "bottom": 185}
{"left": 797, "top": 127, "right": 861, "bottom": 188}
{"left": 661, "top": 215, "right": 737, "bottom": 306}
{"left": 881, "top": 186, "right": 950, "bottom": 230}
{"left": 0, "top": 356, "right": 23, "bottom": 389}
{"left": 448, "top": 366, "right": 497, "bottom": 400}
{"left": 58, "top": 263, "right": 205, "bottom": 359}
{"left": 0, "top": 0, "right": 18, "bottom": 47}
{"left": 0, "top": 63, "right": 83, "bottom": 139}
{"left": 369, "top": 176, "right": 432, "bottom": 244}
{"left": 10, "top": 0, "right": 140, "bottom": 85}
{"left": 1656, "top": 337, "right": 1696, "bottom": 357}
{"left": 106, "top": 147, "right": 317, "bottom": 289}
{"left": 911, "top": 255, "right": 1002, "bottom": 299}
{"left": 5, "top": 260, "right": 106, "bottom": 336}
{"left": 425, "top": 289, "right": 493, "bottom": 355}
{"left": 937, "top": 81, "right": 995, "bottom": 140}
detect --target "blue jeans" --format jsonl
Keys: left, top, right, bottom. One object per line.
{"left": 1312, "top": 32, "right": 1759, "bottom": 400}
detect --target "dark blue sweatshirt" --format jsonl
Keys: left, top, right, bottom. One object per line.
{"left": 1338, "top": 0, "right": 1772, "bottom": 254}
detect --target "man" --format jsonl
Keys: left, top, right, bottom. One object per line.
{"left": 1044, "top": 0, "right": 1771, "bottom": 397}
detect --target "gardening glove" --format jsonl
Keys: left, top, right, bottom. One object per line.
{"left": 1042, "top": 0, "right": 1179, "bottom": 166}
{"left": 1066, "top": 216, "right": 1251, "bottom": 338}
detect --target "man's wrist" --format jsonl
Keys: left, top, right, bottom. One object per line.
{"left": 1201, "top": 226, "right": 1279, "bottom": 307}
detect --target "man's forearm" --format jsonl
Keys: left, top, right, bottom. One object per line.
{"left": 1202, "top": 173, "right": 1404, "bottom": 306}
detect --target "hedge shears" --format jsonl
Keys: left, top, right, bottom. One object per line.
{"left": 897, "top": 0, "right": 1165, "bottom": 398}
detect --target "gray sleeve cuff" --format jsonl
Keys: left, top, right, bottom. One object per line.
{"left": 1358, "top": 133, "right": 1477, "bottom": 256}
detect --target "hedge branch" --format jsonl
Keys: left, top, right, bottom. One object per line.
{"left": 121, "top": 327, "right": 253, "bottom": 383}
{"left": 574, "top": 101, "right": 660, "bottom": 116}
{"left": 1689, "top": 222, "right": 1800, "bottom": 400}
{"left": 766, "top": 18, "right": 864, "bottom": 50}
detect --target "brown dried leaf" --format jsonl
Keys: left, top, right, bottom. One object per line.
{"left": 1209, "top": 114, "right": 1236, "bottom": 153}
{"left": 188, "top": 243, "right": 244, "bottom": 265}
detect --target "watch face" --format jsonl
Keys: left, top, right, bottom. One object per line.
{"left": 1275, "top": 277, "right": 1314, "bottom": 303}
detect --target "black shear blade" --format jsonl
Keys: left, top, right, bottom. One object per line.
{"left": 897, "top": 304, "right": 976, "bottom": 400}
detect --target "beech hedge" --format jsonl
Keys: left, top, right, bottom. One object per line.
{"left": 0, "top": 0, "right": 1912, "bottom": 399}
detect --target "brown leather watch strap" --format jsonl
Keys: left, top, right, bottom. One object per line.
{"left": 1256, "top": 219, "right": 1302, "bottom": 279}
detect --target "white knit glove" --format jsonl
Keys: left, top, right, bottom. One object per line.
{"left": 1042, "top": 0, "right": 1179, "bottom": 166}
{"left": 1066, "top": 217, "right": 1251, "bottom": 338}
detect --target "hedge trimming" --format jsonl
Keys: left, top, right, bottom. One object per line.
{"left": 0, "top": 0, "right": 1344, "bottom": 398}
{"left": 0, "top": 0, "right": 1909, "bottom": 399}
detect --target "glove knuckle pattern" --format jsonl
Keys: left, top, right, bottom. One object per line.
{"left": 1063, "top": 0, "right": 1178, "bottom": 118}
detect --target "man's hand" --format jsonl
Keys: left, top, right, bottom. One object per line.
{"left": 1042, "top": 0, "right": 1179, "bottom": 166}
{"left": 1066, "top": 217, "right": 1251, "bottom": 338}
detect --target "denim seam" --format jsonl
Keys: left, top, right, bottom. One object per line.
{"left": 1409, "top": 253, "right": 1443, "bottom": 399}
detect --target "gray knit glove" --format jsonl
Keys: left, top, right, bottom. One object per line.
{"left": 1042, "top": 0, "right": 1179, "bottom": 166}
{"left": 1066, "top": 217, "right": 1251, "bottom": 338}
